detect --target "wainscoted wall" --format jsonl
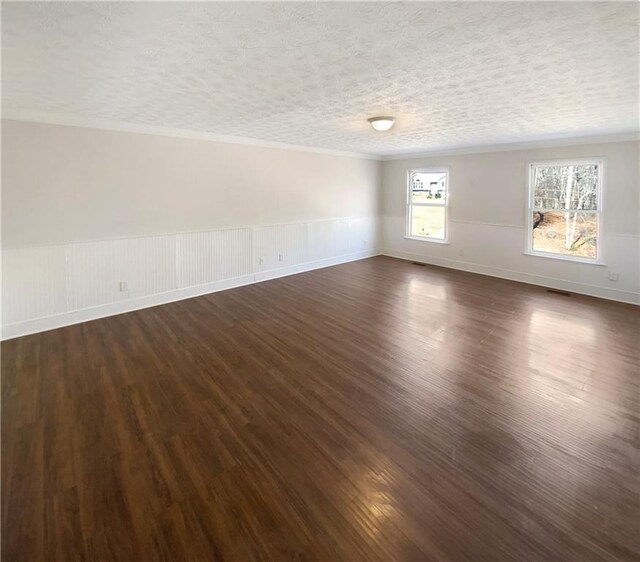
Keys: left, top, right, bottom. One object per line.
{"left": 2, "top": 119, "right": 381, "bottom": 339}
{"left": 381, "top": 140, "right": 640, "bottom": 305}
{"left": 2, "top": 217, "right": 379, "bottom": 339}
{"left": 3, "top": 120, "right": 638, "bottom": 340}
{"left": 382, "top": 217, "right": 639, "bottom": 304}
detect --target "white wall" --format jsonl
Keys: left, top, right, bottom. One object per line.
{"left": 1, "top": 120, "right": 381, "bottom": 338}
{"left": 381, "top": 140, "right": 640, "bottom": 304}
{"left": 3, "top": 121, "right": 638, "bottom": 340}
{"left": 2, "top": 120, "right": 380, "bottom": 247}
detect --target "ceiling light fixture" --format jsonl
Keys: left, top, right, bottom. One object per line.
{"left": 368, "top": 116, "right": 395, "bottom": 132}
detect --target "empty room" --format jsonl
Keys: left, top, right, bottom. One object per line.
{"left": 2, "top": 1, "right": 639, "bottom": 560}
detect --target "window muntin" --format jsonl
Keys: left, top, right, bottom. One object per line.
{"left": 528, "top": 160, "right": 603, "bottom": 262}
{"left": 407, "top": 169, "right": 448, "bottom": 241}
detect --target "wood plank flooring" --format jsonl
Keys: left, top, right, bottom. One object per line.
{"left": 2, "top": 256, "right": 639, "bottom": 561}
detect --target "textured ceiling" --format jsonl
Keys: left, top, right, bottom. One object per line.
{"left": 2, "top": 2, "right": 638, "bottom": 156}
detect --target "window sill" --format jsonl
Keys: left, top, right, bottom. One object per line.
{"left": 524, "top": 251, "right": 606, "bottom": 266}
{"left": 404, "top": 236, "right": 450, "bottom": 245}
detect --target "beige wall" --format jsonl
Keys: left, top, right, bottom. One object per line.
{"left": 1, "top": 120, "right": 382, "bottom": 338}
{"left": 2, "top": 120, "right": 381, "bottom": 248}
{"left": 382, "top": 141, "right": 639, "bottom": 233}
{"left": 381, "top": 140, "right": 640, "bottom": 302}
{"left": 2, "top": 120, "right": 638, "bottom": 338}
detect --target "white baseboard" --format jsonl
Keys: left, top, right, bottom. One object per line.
{"left": 6, "top": 246, "right": 634, "bottom": 340}
{"left": 1, "top": 249, "right": 380, "bottom": 340}
{"left": 254, "top": 250, "right": 380, "bottom": 282}
{"left": 381, "top": 248, "right": 640, "bottom": 306}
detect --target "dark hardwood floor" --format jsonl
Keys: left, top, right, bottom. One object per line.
{"left": 2, "top": 256, "right": 639, "bottom": 561}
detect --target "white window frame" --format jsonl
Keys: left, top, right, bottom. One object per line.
{"left": 525, "top": 157, "right": 605, "bottom": 265}
{"left": 405, "top": 167, "right": 450, "bottom": 243}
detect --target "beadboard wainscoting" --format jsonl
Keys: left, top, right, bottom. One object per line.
{"left": 381, "top": 216, "right": 640, "bottom": 305}
{"left": 2, "top": 216, "right": 380, "bottom": 339}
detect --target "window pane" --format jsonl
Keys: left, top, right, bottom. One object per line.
{"left": 533, "top": 164, "right": 599, "bottom": 211}
{"left": 532, "top": 211, "right": 597, "bottom": 259}
{"left": 411, "top": 206, "right": 445, "bottom": 239}
{"left": 411, "top": 172, "right": 446, "bottom": 204}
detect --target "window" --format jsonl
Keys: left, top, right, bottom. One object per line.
{"left": 527, "top": 159, "right": 603, "bottom": 263}
{"left": 407, "top": 168, "right": 448, "bottom": 241}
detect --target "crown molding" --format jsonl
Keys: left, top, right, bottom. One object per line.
{"left": 1, "top": 109, "right": 382, "bottom": 161}
{"left": 3, "top": 110, "right": 638, "bottom": 162}
{"left": 380, "top": 131, "right": 640, "bottom": 161}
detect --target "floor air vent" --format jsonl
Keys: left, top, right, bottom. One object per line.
{"left": 547, "top": 289, "right": 571, "bottom": 297}
{"left": 411, "top": 262, "right": 426, "bottom": 266}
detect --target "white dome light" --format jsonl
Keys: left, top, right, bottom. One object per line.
{"left": 368, "top": 116, "right": 395, "bottom": 132}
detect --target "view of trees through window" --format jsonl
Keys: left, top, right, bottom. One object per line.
{"left": 530, "top": 163, "right": 600, "bottom": 260}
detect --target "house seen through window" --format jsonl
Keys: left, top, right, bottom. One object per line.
{"left": 407, "top": 169, "right": 448, "bottom": 241}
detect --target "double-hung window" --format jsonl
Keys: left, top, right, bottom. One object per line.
{"left": 406, "top": 168, "right": 449, "bottom": 242}
{"left": 527, "top": 159, "right": 603, "bottom": 263}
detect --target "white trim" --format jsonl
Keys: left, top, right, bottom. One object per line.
{"left": 526, "top": 157, "right": 605, "bottom": 265}
{"left": 1, "top": 248, "right": 380, "bottom": 341}
{"left": 388, "top": 216, "right": 637, "bottom": 236}
{"left": 449, "top": 219, "right": 523, "bottom": 229}
{"left": 523, "top": 250, "right": 605, "bottom": 266}
{"left": 381, "top": 132, "right": 640, "bottom": 160}
{"left": 5, "top": 112, "right": 638, "bottom": 161}
{"left": 1, "top": 216, "right": 369, "bottom": 251}
{"left": 435, "top": 218, "right": 636, "bottom": 235}
{"left": 404, "top": 236, "right": 450, "bottom": 244}
{"left": 1, "top": 112, "right": 380, "bottom": 161}
{"left": 381, "top": 249, "right": 640, "bottom": 306}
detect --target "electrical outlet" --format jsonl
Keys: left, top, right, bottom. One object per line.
{"left": 278, "top": 253, "right": 284, "bottom": 262}
{"left": 458, "top": 249, "right": 465, "bottom": 257}
{"left": 259, "top": 257, "right": 264, "bottom": 265}
{"left": 363, "top": 240, "right": 368, "bottom": 248}
{"left": 119, "top": 281, "right": 128, "bottom": 292}
{"left": 608, "top": 272, "right": 619, "bottom": 282}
